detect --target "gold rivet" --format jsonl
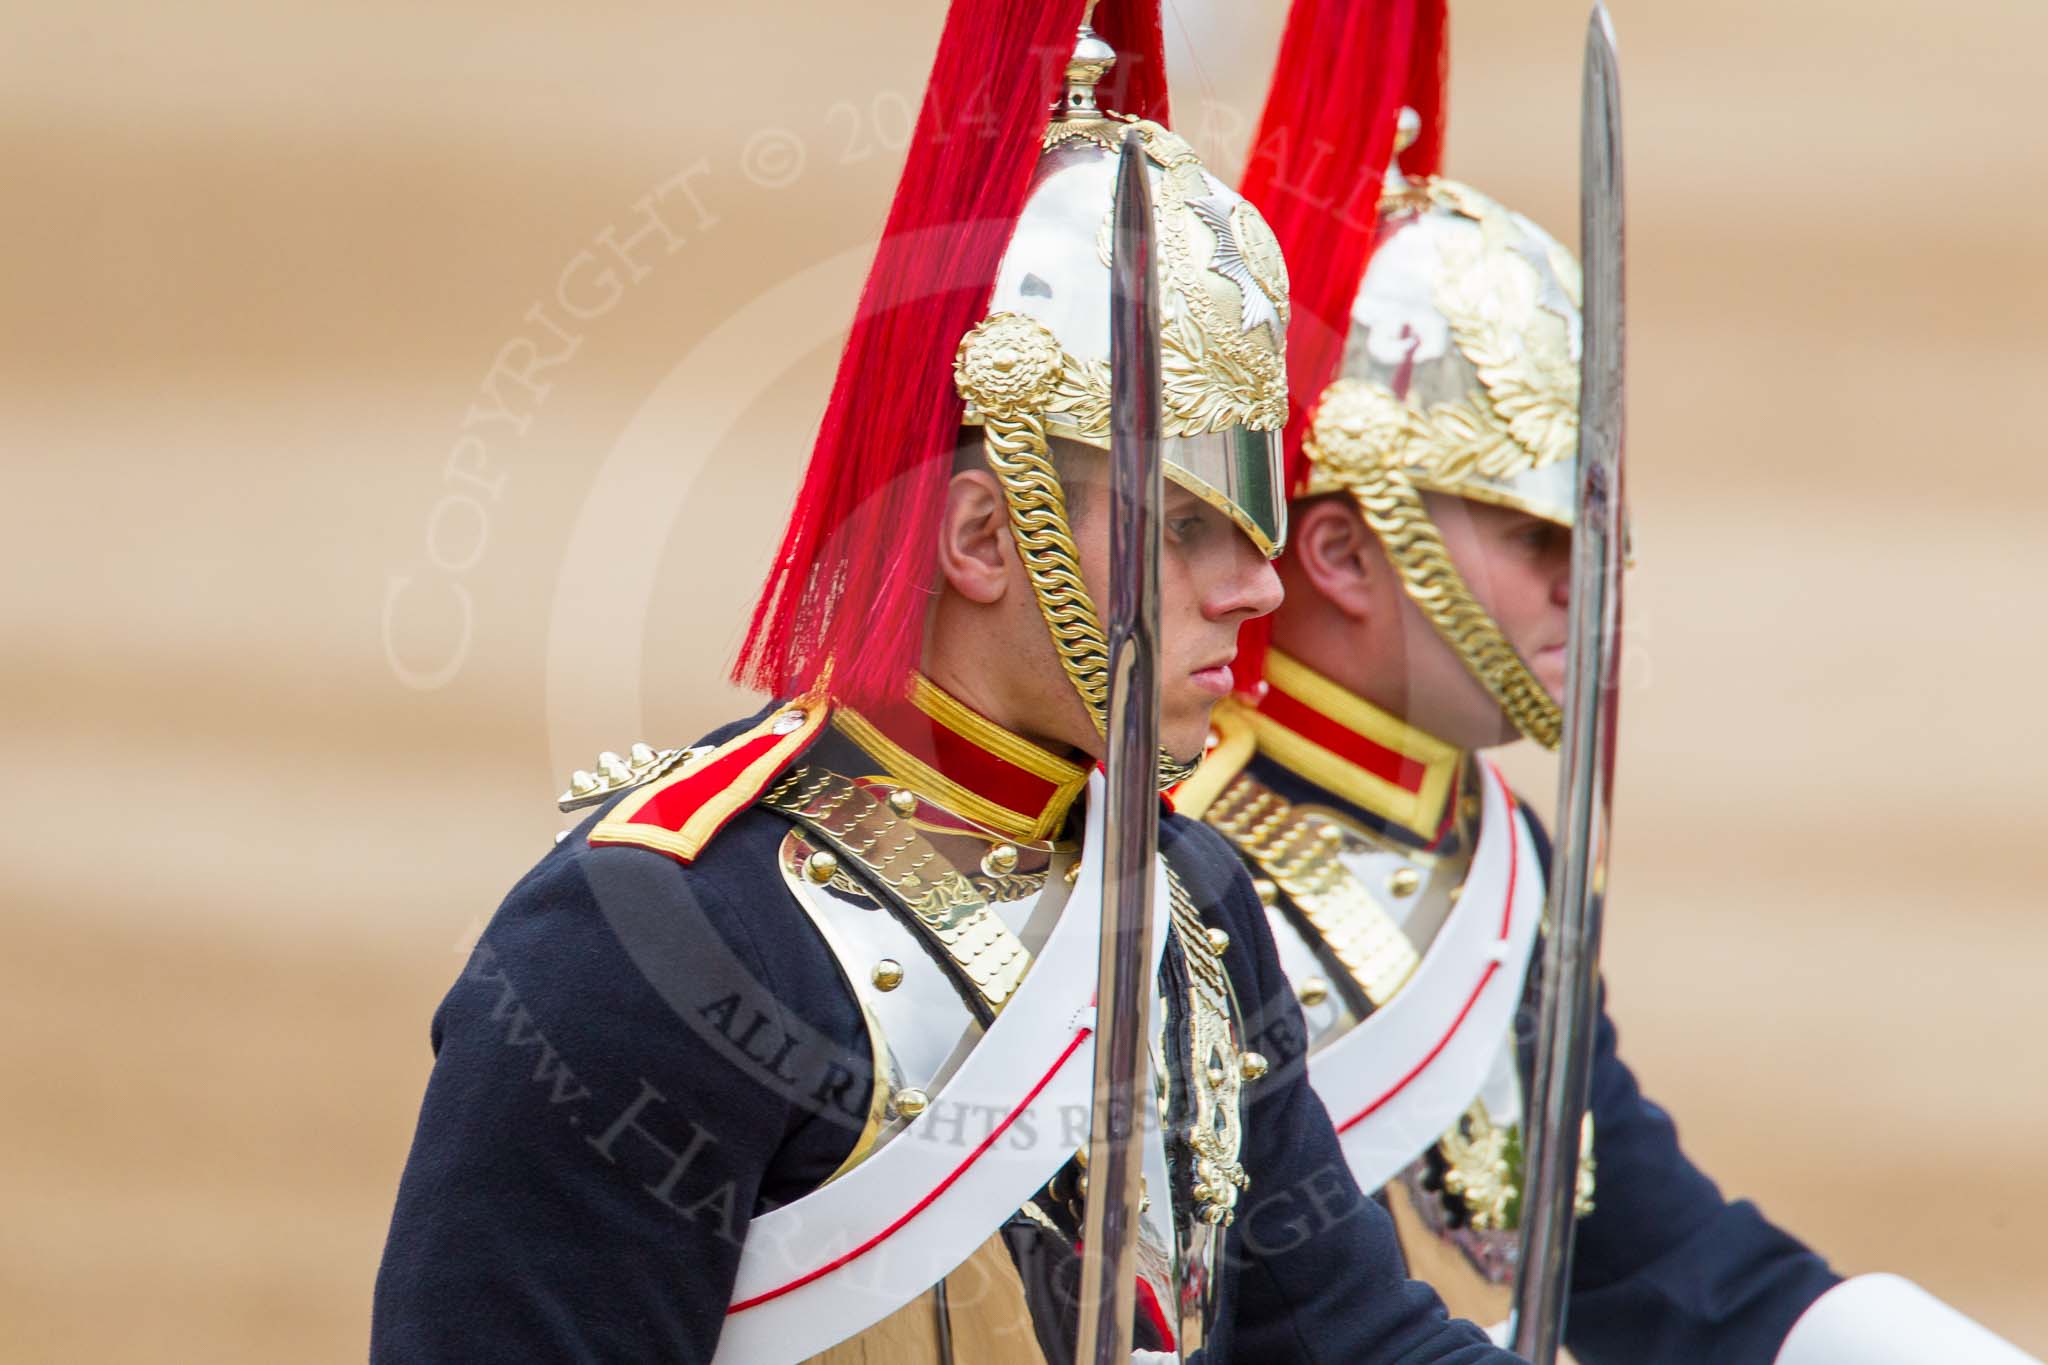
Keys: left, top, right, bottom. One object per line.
{"left": 1252, "top": 877, "right": 1278, "bottom": 908}
{"left": 892, "top": 1087, "right": 929, "bottom": 1119}
{"left": 1297, "top": 976, "right": 1331, "bottom": 1007}
{"left": 804, "top": 850, "right": 839, "bottom": 883}
{"left": 1073, "top": 1144, "right": 1089, "bottom": 1168}
{"left": 1064, "top": 862, "right": 1082, "bottom": 885}
{"left": 1207, "top": 1064, "right": 1227, "bottom": 1088}
{"left": 772, "top": 708, "right": 807, "bottom": 736}
{"left": 870, "top": 959, "right": 904, "bottom": 991}
{"left": 1205, "top": 926, "right": 1230, "bottom": 956}
{"left": 982, "top": 843, "right": 1019, "bottom": 875}
{"left": 1240, "top": 1051, "right": 1269, "bottom": 1082}
{"left": 887, "top": 788, "right": 918, "bottom": 816}
{"left": 1387, "top": 867, "right": 1422, "bottom": 898}
{"left": 1318, "top": 823, "right": 1344, "bottom": 846}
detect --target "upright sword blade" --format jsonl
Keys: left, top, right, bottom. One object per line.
{"left": 1074, "top": 126, "right": 1164, "bottom": 1365}
{"left": 1509, "top": 5, "right": 1627, "bottom": 1362}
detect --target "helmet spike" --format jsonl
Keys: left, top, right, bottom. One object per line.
{"left": 1055, "top": 23, "right": 1118, "bottom": 120}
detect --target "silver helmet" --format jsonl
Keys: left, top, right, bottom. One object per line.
{"left": 954, "top": 25, "right": 1290, "bottom": 729}
{"left": 1300, "top": 116, "right": 1581, "bottom": 747}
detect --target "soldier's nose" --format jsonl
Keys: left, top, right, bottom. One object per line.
{"left": 1214, "top": 544, "right": 1283, "bottom": 621}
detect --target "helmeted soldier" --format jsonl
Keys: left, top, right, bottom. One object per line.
{"left": 370, "top": 1, "right": 1523, "bottom": 1360}
{"left": 1178, "top": 2, "right": 2042, "bottom": 1363}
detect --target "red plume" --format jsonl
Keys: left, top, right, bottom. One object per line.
{"left": 1232, "top": 0, "right": 1448, "bottom": 691}
{"left": 733, "top": 0, "right": 1168, "bottom": 711}
{"left": 1093, "top": 0, "right": 1170, "bottom": 125}
{"left": 1402, "top": 0, "right": 1449, "bottom": 181}
{"left": 1242, "top": 0, "right": 1448, "bottom": 496}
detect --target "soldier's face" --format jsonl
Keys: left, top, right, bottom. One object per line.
{"left": 1065, "top": 466, "right": 1284, "bottom": 760}
{"left": 1410, "top": 493, "right": 1572, "bottom": 746}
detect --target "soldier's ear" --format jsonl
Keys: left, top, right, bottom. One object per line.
{"left": 1290, "top": 496, "right": 1378, "bottom": 622}
{"left": 935, "top": 468, "right": 1012, "bottom": 605}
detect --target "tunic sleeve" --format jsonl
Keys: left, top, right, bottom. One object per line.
{"left": 371, "top": 818, "right": 872, "bottom": 1364}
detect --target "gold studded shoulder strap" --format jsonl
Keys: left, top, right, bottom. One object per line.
{"left": 585, "top": 703, "right": 831, "bottom": 864}
{"left": 558, "top": 743, "right": 698, "bottom": 813}
{"left": 1205, "top": 772, "right": 1420, "bottom": 1010}
{"left": 762, "top": 766, "right": 1030, "bottom": 1022}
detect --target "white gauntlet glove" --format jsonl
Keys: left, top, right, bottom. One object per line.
{"left": 1775, "top": 1274, "right": 2039, "bottom": 1365}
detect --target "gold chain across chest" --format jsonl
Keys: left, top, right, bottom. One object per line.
{"left": 764, "top": 767, "right": 1029, "bottom": 1015}
{"left": 1206, "top": 773, "right": 1421, "bottom": 1009}
{"left": 1205, "top": 770, "right": 1594, "bottom": 1233}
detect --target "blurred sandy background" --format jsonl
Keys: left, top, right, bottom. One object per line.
{"left": 4, "top": 0, "right": 2045, "bottom": 1359}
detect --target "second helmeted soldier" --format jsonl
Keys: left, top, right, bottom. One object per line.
{"left": 1181, "top": 2, "right": 2040, "bottom": 1362}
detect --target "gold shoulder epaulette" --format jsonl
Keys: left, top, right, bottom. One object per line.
{"left": 583, "top": 702, "right": 830, "bottom": 865}
{"left": 558, "top": 743, "right": 700, "bottom": 813}
{"left": 1170, "top": 696, "right": 1258, "bottom": 820}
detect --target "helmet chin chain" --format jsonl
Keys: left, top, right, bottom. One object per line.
{"left": 980, "top": 412, "right": 1112, "bottom": 728}
{"left": 1345, "top": 468, "right": 1563, "bottom": 751}
{"left": 978, "top": 413, "right": 1199, "bottom": 787}
{"left": 956, "top": 315, "right": 1205, "bottom": 789}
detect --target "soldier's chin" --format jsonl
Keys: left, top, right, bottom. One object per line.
{"left": 1160, "top": 699, "right": 1219, "bottom": 766}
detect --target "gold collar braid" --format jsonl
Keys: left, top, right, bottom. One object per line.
{"left": 834, "top": 675, "right": 1089, "bottom": 845}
